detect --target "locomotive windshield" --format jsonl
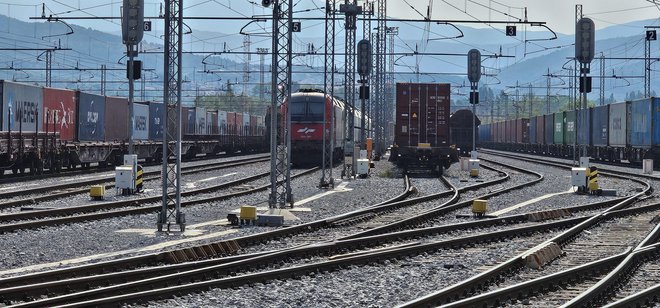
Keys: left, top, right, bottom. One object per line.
{"left": 289, "top": 94, "right": 324, "bottom": 122}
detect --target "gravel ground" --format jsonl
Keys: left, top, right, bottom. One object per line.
{"left": 143, "top": 230, "right": 563, "bottom": 308}
{"left": 0, "top": 161, "right": 272, "bottom": 214}
{"left": 0, "top": 158, "right": 405, "bottom": 277}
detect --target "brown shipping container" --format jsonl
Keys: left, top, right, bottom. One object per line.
{"left": 506, "top": 119, "right": 515, "bottom": 143}
{"left": 516, "top": 118, "right": 530, "bottom": 143}
{"left": 535, "top": 115, "right": 544, "bottom": 145}
{"left": 250, "top": 115, "right": 258, "bottom": 136}
{"left": 227, "top": 112, "right": 237, "bottom": 135}
{"left": 394, "top": 83, "right": 450, "bottom": 147}
{"left": 42, "top": 87, "right": 77, "bottom": 141}
{"left": 104, "top": 96, "right": 129, "bottom": 142}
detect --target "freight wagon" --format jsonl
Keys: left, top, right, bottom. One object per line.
{"left": 391, "top": 83, "right": 457, "bottom": 174}
{"left": 449, "top": 108, "right": 480, "bottom": 155}
{"left": 479, "top": 97, "right": 660, "bottom": 165}
{"left": 0, "top": 80, "right": 269, "bottom": 175}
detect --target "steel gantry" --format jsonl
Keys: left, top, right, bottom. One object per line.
{"left": 158, "top": 0, "right": 185, "bottom": 232}
{"left": 269, "top": 0, "right": 294, "bottom": 208}
{"left": 386, "top": 26, "right": 397, "bottom": 147}
{"left": 373, "top": 0, "right": 387, "bottom": 157}
{"left": 320, "top": 1, "right": 336, "bottom": 188}
{"left": 340, "top": 0, "right": 360, "bottom": 178}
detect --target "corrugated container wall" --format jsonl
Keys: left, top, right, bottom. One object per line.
{"left": 499, "top": 121, "right": 506, "bottom": 143}
{"left": 42, "top": 87, "right": 76, "bottom": 141}
{"left": 250, "top": 115, "right": 258, "bottom": 136}
{"left": 104, "top": 96, "right": 129, "bottom": 142}
{"left": 529, "top": 117, "right": 537, "bottom": 144}
{"left": 544, "top": 114, "right": 554, "bottom": 144}
{"left": 182, "top": 107, "right": 196, "bottom": 135}
{"left": 235, "top": 113, "right": 243, "bottom": 136}
{"left": 491, "top": 122, "right": 498, "bottom": 142}
{"left": 516, "top": 118, "right": 529, "bottom": 143}
{"left": 577, "top": 108, "right": 591, "bottom": 146}
{"left": 652, "top": 98, "right": 660, "bottom": 146}
{"left": 564, "top": 110, "right": 576, "bottom": 145}
{"left": 553, "top": 112, "right": 564, "bottom": 144}
{"left": 1, "top": 81, "right": 43, "bottom": 132}
{"left": 195, "top": 107, "right": 206, "bottom": 135}
{"left": 481, "top": 123, "right": 491, "bottom": 143}
{"left": 227, "top": 112, "right": 237, "bottom": 135}
{"left": 629, "top": 98, "right": 653, "bottom": 147}
{"left": 394, "top": 83, "right": 451, "bottom": 147}
{"left": 133, "top": 102, "right": 149, "bottom": 140}
{"left": 591, "top": 104, "right": 609, "bottom": 146}
{"left": 207, "top": 110, "right": 218, "bottom": 134}
{"left": 505, "top": 119, "right": 515, "bottom": 143}
{"left": 242, "top": 112, "right": 250, "bottom": 136}
{"left": 148, "top": 102, "right": 164, "bottom": 141}
{"left": 535, "top": 115, "right": 544, "bottom": 145}
{"left": 608, "top": 102, "right": 628, "bottom": 147}
{"left": 218, "top": 111, "right": 227, "bottom": 135}
{"left": 77, "top": 92, "right": 106, "bottom": 141}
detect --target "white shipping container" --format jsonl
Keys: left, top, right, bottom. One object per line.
{"left": 242, "top": 112, "right": 250, "bottom": 135}
{"left": 133, "top": 102, "right": 149, "bottom": 140}
{"left": 608, "top": 102, "right": 627, "bottom": 147}
{"left": 195, "top": 107, "right": 207, "bottom": 135}
{"left": 218, "top": 110, "right": 227, "bottom": 135}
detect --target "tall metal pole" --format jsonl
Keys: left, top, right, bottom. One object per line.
{"left": 128, "top": 45, "right": 135, "bottom": 154}
{"left": 269, "top": 0, "right": 294, "bottom": 208}
{"left": 374, "top": 0, "right": 386, "bottom": 156}
{"left": 341, "top": 0, "right": 359, "bottom": 178}
{"left": 600, "top": 54, "right": 605, "bottom": 105}
{"left": 320, "top": 1, "right": 335, "bottom": 188}
{"left": 546, "top": 68, "right": 551, "bottom": 114}
{"left": 645, "top": 36, "right": 651, "bottom": 98}
{"left": 158, "top": 0, "right": 184, "bottom": 232}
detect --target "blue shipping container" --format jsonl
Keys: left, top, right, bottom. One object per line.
{"left": 652, "top": 98, "right": 660, "bottom": 146}
{"left": 544, "top": 114, "right": 554, "bottom": 145}
{"left": 148, "top": 102, "right": 164, "bottom": 141}
{"left": 591, "top": 105, "right": 608, "bottom": 146}
{"left": 529, "top": 117, "right": 537, "bottom": 144}
{"left": 629, "top": 98, "right": 654, "bottom": 147}
{"left": 77, "top": 92, "right": 105, "bottom": 141}
{"left": 577, "top": 108, "right": 591, "bottom": 146}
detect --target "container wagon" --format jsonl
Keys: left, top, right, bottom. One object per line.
{"left": 391, "top": 83, "right": 457, "bottom": 174}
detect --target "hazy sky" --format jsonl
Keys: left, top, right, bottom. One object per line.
{"left": 0, "top": 0, "right": 657, "bottom": 35}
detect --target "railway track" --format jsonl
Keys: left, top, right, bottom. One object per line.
{"left": 393, "top": 150, "right": 653, "bottom": 307}
{"left": 1, "top": 189, "right": 647, "bottom": 307}
{"left": 0, "top": 159, "right": 552, "bottom": 306}
{"left": 0, "top": 152, "right": 269, "bottom": 185}
{"left": 0, "top": 166, "right": 317, "bottom": 234}
{"left": 0, "top": 154, "right": 270, "bottom": 204}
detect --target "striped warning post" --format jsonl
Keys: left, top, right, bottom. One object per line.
{"left": 136, "top": 165, "right": 143, "bottom": 192}
{"left": 588, "top": 166, "right": 599, "bottom": 192}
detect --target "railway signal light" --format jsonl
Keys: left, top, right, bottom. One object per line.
{"left": 262, "top": 0, "right": 272, "bottom": 7}
{"left": 467, "top": 49, "right": 481, "bottom": 83}
{"left": 575, "top": 18, "right": 595, "bottom": 64}
{"left": 122, "top": 0, "right": 144, "bottom": 45}
{"left": 357, "top": 39, "right": 372, "bottom": 76}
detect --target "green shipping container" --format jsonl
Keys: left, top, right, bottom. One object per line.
{"left": 553, "top": 112, "right": 565, "bottom": 144}
{"left": 564, "top": 110, "right": 576, "bottom": 145}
